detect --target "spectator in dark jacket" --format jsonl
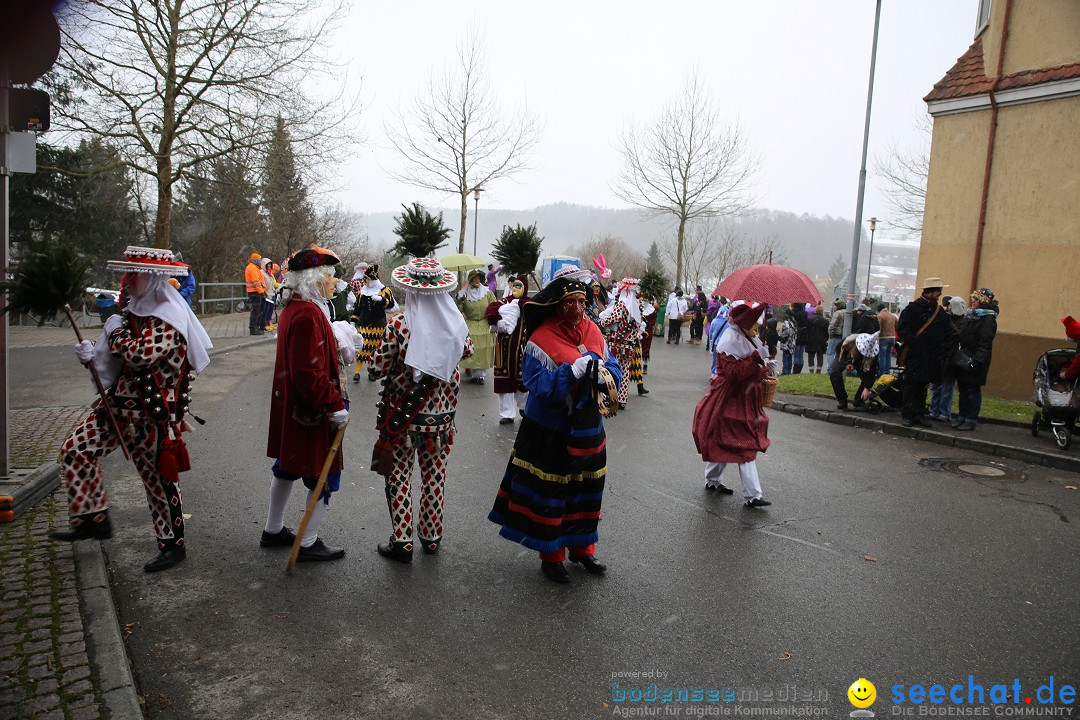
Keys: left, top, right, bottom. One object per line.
{"left": 804, "top": 305, "right": 830, "bottom": 373}
{"left": 852, "top": 303, "right": 879, "bottom": 335}
{"left": 896, "top": 278, "right": 953, "bottom": 427}
{"left": 787, "top": 302, "right": 809, "bottom": 374}
{"left": 765, "top": 314, "right": 779, "bottom": 360}
{"left": 945, "top": 288, "right": 999, "bottom": 431}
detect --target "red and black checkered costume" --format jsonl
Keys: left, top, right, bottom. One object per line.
{"left": 371, "top": 314, "right": 473, "bottom": 554}
{"left": 60, "top": 314, "right": 193, "bottom": 550}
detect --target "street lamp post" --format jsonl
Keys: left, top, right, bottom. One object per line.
{"left": 842, "top": 0, "right": 883, "bottom": 338}
{"left": 864, "top": 217, "right": 878, "bottom": 300}
{"left": 472, "top": 187, "right": 483, "bottom": 256}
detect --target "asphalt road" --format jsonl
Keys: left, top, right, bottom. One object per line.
{"left": 82, "top": 339, "right": 1079, "bottom": 720}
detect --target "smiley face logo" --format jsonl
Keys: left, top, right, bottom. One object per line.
{"left": 848, "top": 679, "right": 876, "bottom": 708}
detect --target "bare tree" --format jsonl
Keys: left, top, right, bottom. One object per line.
{"left": 874, "top": 114, "right": 932, "bottom": 240}
{"left": 566, "top": 235, "right": 647, "bottom": 281}
{"left": 662, "top": 218, "right": 785, "bottom": 292}
{"left": 53, "top": 0, "right": 359, "bottom": 249}
{"left": 613, "top": 71, "right": 757, "bottom": 289}
{"left": 384, "top": 28, "right": 542, "bottom": 254}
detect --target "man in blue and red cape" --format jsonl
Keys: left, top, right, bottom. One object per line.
{"left": 487, "top": 267, "right": 622, "bottom": 584}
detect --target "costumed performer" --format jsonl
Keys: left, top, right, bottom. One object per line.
{"left": 599, "top": 276, "right": 652, "bottom": 407}
{"left": 456, "top": 269, "right": 496, "bottom": 384}
{"left": 259, "top": 247, "right": 349, "bottom": 562}
{"left": 349, "top": 263, "right": 397, "bottom": 383}
{"left": 692, "top": 302, "right": 773, "bottom": 507}
{"left": 487, "top": 271, "right": 623, "bottom": 584}
{"left": 370, "top": 258, "right": 473, "bottom": 562}
{"left": 56, "top": 246, "right": 213, "bottom": 573}
{"left": 485, "top": 274, "right": 530, "bottom": 424}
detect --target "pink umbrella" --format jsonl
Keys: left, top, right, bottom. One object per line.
{"left": 713, "top": 264, "right": 822, "bottom": 306}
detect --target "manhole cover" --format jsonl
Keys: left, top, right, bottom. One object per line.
{"left": 919, "top": 457, "right": 1027, "bottom": 482}
{"left": 955, "top": 464, "right": 1006, "bottom": 477}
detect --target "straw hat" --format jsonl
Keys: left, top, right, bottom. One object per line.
{"left": 106, "top": 246, "right": 189, "bottom": 277}
{"left": 390, "top": 257, "right": 457, "bottom": 295}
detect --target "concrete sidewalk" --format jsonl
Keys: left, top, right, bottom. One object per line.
{"left": 1, "top": 314, "right": 274, "bottom": 720}
{"left": 771, "top": 391, "right": 1080, "bottom": 474}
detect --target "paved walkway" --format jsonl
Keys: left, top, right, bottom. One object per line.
{"left": 2, "top": 322, "right": 1075, "bottom": 719}
{"left": 1, "top": 313, "right": 273, "bottom": 720}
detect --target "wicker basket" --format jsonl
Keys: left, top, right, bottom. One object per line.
{"left": 761, "top": 376, "right": 778, "bottom": 407}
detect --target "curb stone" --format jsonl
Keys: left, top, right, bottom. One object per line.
{"left": 770, "top": 400, "right": 1080, "bottom": 474}
{"left": 74, "top": 539, "right": 143, "bottom": 719}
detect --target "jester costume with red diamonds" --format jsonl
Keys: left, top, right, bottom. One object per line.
{"left": 370, "top": 258, "right": 473, "bottom": 562}
{"left": 487, "top": 270, "right": 622, "bottom": 578}
{"left": 598, "top": 277, "right": 652, "bottom": 407}
{"left": 55, "top": 246, "right": 213, "bottom": 573}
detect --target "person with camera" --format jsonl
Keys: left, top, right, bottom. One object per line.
{"left": 830, "top": 332, "right": 880, "bottom": 411}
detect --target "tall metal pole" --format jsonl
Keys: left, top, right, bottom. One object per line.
{"left": 472, "top": 187, "right": 482, "bottom": 256}
{"left": 842, "top": 0, "right": 882, "bottom": 338}
{"left": 864, "top": 217, "right": 878, "bottom": 300}
{"left": 0, "top": 54, "right": 11, "bottom": 477}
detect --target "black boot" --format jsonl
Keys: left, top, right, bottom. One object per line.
{"left": 144, "top": 544, "right": 186, "bottom": 572}
{"left": 53, "top": 512, "right": 112, "bottom": 542}
{"left": 637, "top": 384, "right": 649, "bottom": 396}
{"left": 792, "top": 364, "right": 803, "bottom": 374}
{"left": 377, "top": 539, "right": 413, "bottom": 563}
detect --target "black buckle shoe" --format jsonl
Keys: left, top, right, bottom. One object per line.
{"left": 569, "top": 555, "right": 607, "bottom": 575}
{"left": 260, "top": 527, "right": 296, "bottom": 548}
{"left": 499, "top": 417, "right": 514, "bottom": 425}
{"left": 297, "top": 538, "right": 345, "bottom": 562}
{"left": 53, "top": 514, "right": 112, "bottom": 542}
{"left": 541, "top": 561, "right": 571, "bottom": 583}
{"left": 144, "top": 546, "right": 186, "bottom": 573}
{"left": 745, "top": 497, "right": 772, "bottom": 508}
{"left": 705, "top": 483, "right": 734, "bottom": 495}
{"left": 376, "top": 541, "right": 413, "bottom": 563}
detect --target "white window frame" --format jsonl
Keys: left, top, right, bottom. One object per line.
{"left": 976, "top": 0, "right": 992, "bottom": 35}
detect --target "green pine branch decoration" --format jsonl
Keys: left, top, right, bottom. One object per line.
{"left": 1, "top": 241, "right": 90, "bottom": 324}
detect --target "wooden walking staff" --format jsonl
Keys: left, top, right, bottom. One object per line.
{"left": 286, "top": 425, "right": 347, "bottom": 574}
{"left": 63, "top": 304, "right": 132, "bottom": 460}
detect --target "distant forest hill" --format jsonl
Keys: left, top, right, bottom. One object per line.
{"left": 355, "top": 202, "right": 886, "bottom": 281}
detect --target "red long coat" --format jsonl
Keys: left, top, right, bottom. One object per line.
{"left": 692, "top": 353, "right": 770, "bottom": 464}
{"left": 267, "top": 299, "right": 346, "bottom": 477}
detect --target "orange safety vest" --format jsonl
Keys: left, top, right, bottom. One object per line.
{"left": 245, "top": 262, "right": 267, "bottom": 294}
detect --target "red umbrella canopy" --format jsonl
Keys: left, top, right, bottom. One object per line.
{"left": 713, "top": 264, "right": 822, "bottom": 306}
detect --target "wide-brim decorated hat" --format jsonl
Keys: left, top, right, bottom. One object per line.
{"left": 617, "top": 276, "right": 641, "bottom": 293}
{"left": 391, "top": 257, "right": 457, "bottom": 295}
{"left": 106, "top": 246, "right": 189, "bottom": 277}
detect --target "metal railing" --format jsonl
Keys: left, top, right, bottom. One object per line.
{"left": 198, "top": 282, "right": 249, "bottom": 315}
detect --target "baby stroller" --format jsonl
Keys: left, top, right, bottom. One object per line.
{"left": 1031, "top": 348, "right": 1079, "bottom": 450}
{"left": 865, "top": 367, "right": 904, "bottom": 413}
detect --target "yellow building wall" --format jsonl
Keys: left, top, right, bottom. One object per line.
{"left": 917, "top": 111, "right": 987, "bottom": 289}
{"left": 983, "top": 0, "right": 1080, "bottom": 77}
{"left": 920, "top": 97, "right": 1080, "bottom": 400}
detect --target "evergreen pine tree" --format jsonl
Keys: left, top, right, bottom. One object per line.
{"left": 263, "top": 117, "right": 317, "bottom": 260}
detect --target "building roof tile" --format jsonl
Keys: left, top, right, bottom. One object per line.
{"left": 924, "top": 38, "right": 1080, "bottom": 103}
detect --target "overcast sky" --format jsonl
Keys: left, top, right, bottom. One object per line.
{"left": 328, "top": 1, "right": 977, "bottom": 235}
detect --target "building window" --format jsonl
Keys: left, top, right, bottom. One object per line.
{"left": 976, "top": 0, "right": 992, "bottom": 34}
